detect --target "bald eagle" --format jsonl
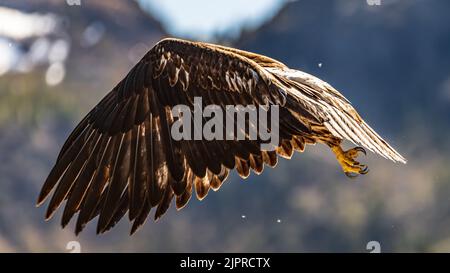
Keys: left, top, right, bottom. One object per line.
{"left": 37, "top": 38, "right": 406, "bottom": 235}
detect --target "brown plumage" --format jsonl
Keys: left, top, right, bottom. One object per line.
{"left": 37, "top": 38, "right": 406, "bottom": 235}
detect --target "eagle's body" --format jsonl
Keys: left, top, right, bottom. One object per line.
{"left": 37, "top": 38, "right": 405, "bottom": 234}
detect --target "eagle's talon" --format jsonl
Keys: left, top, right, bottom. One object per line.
{"left": 344, "top": 146, "right": 366, "bottom": 159}
{"left": 354, "top": 147, "right": 367, "bottom": 155}
{"left": 332, "top": 145, "right": 369, "bottom": 178}
{"left": 359, "top": 165, "right": 369, "bottom": 174}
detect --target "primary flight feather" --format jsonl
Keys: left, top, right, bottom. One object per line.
{"left": 37, "top": 38, "right": 406, "bottom": 235}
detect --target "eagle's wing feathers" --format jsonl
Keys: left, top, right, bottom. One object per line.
{"left": 38, "top": 38, "right": 315, "bottom": 234}
{"left": 267, "top": 67, "right": 406, "bottom": 163}
{"left": 319, "top": 83, "right": 406, "bottom": 163}
{"left": 38, "top": 38, "right": 405, "bottom": 235}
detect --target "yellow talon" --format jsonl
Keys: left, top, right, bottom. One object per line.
{"left": 331, "top": 145, "right": 369, "bottom": 178}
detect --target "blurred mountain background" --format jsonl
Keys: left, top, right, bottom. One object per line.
{"left": 0, "top": 0, "right": 449, "bottom": 252}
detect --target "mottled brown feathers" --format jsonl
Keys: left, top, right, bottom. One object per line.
{"left": 38, "top": 37, "right": 405, "bottom": 235}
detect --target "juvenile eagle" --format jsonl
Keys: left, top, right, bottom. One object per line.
{"left": 37, "top": 38, "right": 406, "bottom": 234}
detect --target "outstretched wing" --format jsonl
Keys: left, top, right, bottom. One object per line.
{"left": 37, "top": 38, "right": 320, "bottom": 234}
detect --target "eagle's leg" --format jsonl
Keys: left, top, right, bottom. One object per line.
{"left": 331, "top": 145, "right": 369, "bottom": 178}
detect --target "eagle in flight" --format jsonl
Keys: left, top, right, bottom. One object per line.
{"left": 37, "top": 38, "right": 406, "bottom": 235}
